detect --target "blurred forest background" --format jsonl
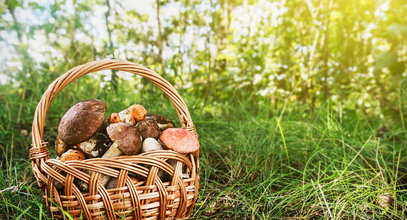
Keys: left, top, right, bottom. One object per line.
{"left": 0, "top": 0, "right": 407, "bottom": 219}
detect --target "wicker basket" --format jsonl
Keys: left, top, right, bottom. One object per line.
{"left": 29, "top": 60, "right": 200, "bottom": 219}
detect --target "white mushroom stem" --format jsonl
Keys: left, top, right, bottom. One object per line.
{"left": 102, "top": 142, "right": 123, "bottom": 158}
{"left": 156, "top": 123, "right": 174, "bottom": 131}
{"left": 98, "top": 142, "right": 124, "bottom": 186}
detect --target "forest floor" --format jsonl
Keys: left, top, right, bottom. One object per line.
{"left": 0, "top": 93, "right": 406, "bottom": 219}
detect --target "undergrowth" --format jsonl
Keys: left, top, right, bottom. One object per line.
{"left": 0, "top": 81, "right": 406, "bottom": 219}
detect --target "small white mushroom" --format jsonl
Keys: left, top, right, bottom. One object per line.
{"left": 142, "top": 138, "right": 163, "bottom": 153}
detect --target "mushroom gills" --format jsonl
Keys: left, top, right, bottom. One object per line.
{"left": 146, "top": 114, "right": 175, "bottom": 131}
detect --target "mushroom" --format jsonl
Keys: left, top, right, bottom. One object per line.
{"left": 102, "top": 123, "right": 142, "bottom": 158}
{"left": 98, "top": 123, "right": 142, "bottom": 186}
{"left": 146, "top": 114, "right": 175, "bottom": 131}
{"left": 135, "top": 120, "right": 161, "bottom": 139}
{"left": 159, "top": 128, "right": 199, "bottom": 153}
{"left": 60, "top": 149, "right": 86, "bottom": 162}
{"left": 117, "top": 104, "right": 147, "bottom": 125}
{"left": 58, "top": 100, "right": 106, "bottom": 146}
{"left": 77, "top": 132, "right": 112, "bottom": 158}
{"left": 141, "top": 138, "right": 163, "bottom": 153}
{"left": 109, "top": 113, "right": 120, "bottom": 124}
{"left": 377, "top": 193, "right": 394, "bottom": 208}
{"left": 55, "top": 135, "right": 68, "bottom": 157}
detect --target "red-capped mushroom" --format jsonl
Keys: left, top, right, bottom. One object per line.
{"left": 159, "top": 128, "right": 199, "bottom": 153}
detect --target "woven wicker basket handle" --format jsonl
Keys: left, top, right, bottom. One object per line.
{"left": 30, "top": 60, "right": 195, "bottom": 186}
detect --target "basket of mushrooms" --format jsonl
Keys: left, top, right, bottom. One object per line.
{"left": 29, "top": 60, "right": 200, "bottom": 219}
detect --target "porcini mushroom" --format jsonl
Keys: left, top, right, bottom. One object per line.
{"left": 103, "top": 123, "right": 142, "bottom": 157}
{"left": 160, "top": 128, "right": 199, "bottom": 153}
{"left": 146, "top": 114, "right": 175, "bottom": 131}
{"left": 98, "top": 123, "right": 142, "bottom": 186}
{"left": 60, "top": 149, "right": 86, "bottom": 162}
{"left": 58, "top": 100, "right": 106, "bottom": 146}
{"left": 117, "top": 104, "right": 147, "bottom": 124}
{"left": 77, "top": 133, "right": 112, "bottom": 158}
{"left": 135, "top": 120, "right": 161, "bottom": 139}
{"left": 141, "top": 138, "right": 163, "bottom": 153}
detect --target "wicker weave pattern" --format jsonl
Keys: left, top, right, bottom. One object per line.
{"left": 30, "top": 60, "right": 199, "bottom": 219}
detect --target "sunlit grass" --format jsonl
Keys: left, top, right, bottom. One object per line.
{"left": 0, "top": 83, "right": 406, "bottom": 219}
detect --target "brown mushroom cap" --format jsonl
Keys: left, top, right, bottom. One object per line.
{"left": 107, "top": 123, "right": 142, "bottom": 155}
{"left": 60, "top": 149, "right": 86, "bottom": 162}
{"left": 135, "top": 119, "right": 161, "bottom": 139}
{"left": 58, "top": 100, "right": 106, "bottom": 146}
{"left": 159, "top": 128, "right": 199, "bottom": 153}
{"left": 146, "top": 114, "right": 175, "bottom": 131}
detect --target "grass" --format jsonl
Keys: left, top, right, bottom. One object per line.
{"left": 0, "top": 79, "right": 406, "bottom": 219}
{"left": 192, "top": 109, "right": 406, "bottom": 219}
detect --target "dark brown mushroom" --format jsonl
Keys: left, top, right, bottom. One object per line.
{"left": 146, "top": 114, "right": 175, "bottom": 131}
{"left": 58, "top": 100, "right": 106, "bottom": 146}
{"left": 103, "top": 123, "right": 142, "bottom": 157}
{"left": 135, "top": 120, "right": 161, "bottom": 139}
